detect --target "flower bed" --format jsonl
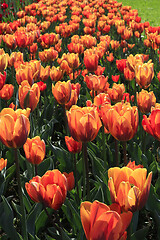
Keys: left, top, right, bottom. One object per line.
{"left": 0, "top": 0, "right": 160, "bottom": 239}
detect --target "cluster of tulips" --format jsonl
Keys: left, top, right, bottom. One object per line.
{"left": 0, "top": 0, "right": 160, "bottom": 239}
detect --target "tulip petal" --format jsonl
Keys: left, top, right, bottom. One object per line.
{"left": 129, "top": 168, "right": 147, "bottom": 191}
{"left": 80, "top": 201, "right": 92, "bottom": 240}
{"left": 117, "top": 181, "right": 131, "bottom": 211}
{"left": 128, "top": 186, "right": 141, "bottom": 212}
{"left": 91, "top": 211, "right": 122, "bottom": 240}
{"left": 138, "top": 172, "right": 152, "bottom": 210}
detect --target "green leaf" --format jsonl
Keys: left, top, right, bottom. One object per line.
{"left": 60, "top": 228, "right": 71, "bottom": 240}
{"left": 0, "top": 196, "right": 21, "bottom": 240}
{"left": 131, "top": 226, "right": 149, "bottom": 240}
{"left": 35, "top": 208, "right": 53, "bottom": 235}
{"left": 27, "top": 203, "right": 42, "bottom": 236}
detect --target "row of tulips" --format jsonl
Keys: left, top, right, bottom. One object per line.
{"left": 0, "top": 0, "right": 160, "bottom": 239}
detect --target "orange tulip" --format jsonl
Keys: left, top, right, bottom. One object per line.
{"left": 40, "top": 65, "right": 50, "bottom": 82}
{"left": 84, "top": 74, "right": 109, "bottom": 92}
{"left": 0, "top": 71, "right": 6, "bottom": 90}
{"left": 50, "top": 66, "right": 63, "bottom": 82}
{"left": 107, "top": 83, "right": 125, "bottom": 103}
{"left": 84, "top": 49, "right": 99, "bottom": 72}
{"left": 23, "top": 136, "right": 45, "bottom": 165}
{"left": 126, "top": 54, "right": 143, "bottom": 72}
{"left": 107, "top": 102, "right": 139, "bottom": 141}
{"left": 0, "top": 84, "right": 14, "bottom": 100}
{"left": 8, "top": 51, "right": 23, "bottom": 68}
{"left": 142, "top": 107, "right": 160, "bottom": 140}
{"left": 19, "top": 80, "right": 40, "bottom": 111}
{"left": 52, "top": 80, "right": 71, "bottom": 105}
{"left": 65, "top": 89, "right": 78, "bottom": 110}
{"left": 124, "top": 67, "right": 135, "bottom": 81}
{"left": 25, "top": 169, "right": 67, "bottom": 210}
{"left": 67, "top": 105, "right": 102, "bottom": 142}
{"left": 108, "top": 166, "right": 152, "bottom": 212}
{"left": 0, "top": 158, "right": 7, "bottom": 171}
{"left": 66, "top": 53, "right": 80, "bottom": 69}
{"left": 16, "top": 64, "right": 34, "bottom": 85}
{"left": 63, "top": 172, "right": 75, "bottom": 191}
{"left": 65, "top": 136, "right": 82, "bottom": 153}
{"left": 135, "top": 60, "right": 154, "bottom": 89}
{"left": 80, "top": 200, "right": 132, "bottom": 240}
{"left": 0, "top": 51, "right": 8, "bottom": 72}
{"left": 0, "top": 108, "right": 30, "bottom": 148}
{"left": 137, "top": 89, "right": 156, "bottom": 114}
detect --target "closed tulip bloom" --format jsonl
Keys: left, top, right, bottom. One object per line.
{"left": 0, "top": 158, "right": 7, "bottom": 171}
{"left": 8, "top": 52, "right": 23, "bottom": 67}
{"left": 0, "top": 84, "right": 14, "bottom": 100}
{"left": 66, "top": 53, "right": 80, "bottom": 69}
{"left": 107, "top": 102, "right": 139, "bottom": 141}
{"left": 116, "top": 59, "right": 126, "bottom": 73}
{"left": 19, "top": 80, "right": 40, "bottom": 111}
{"left": 25, "top": 169, "right": 67, "bottom": 210}
{"left": 137, "top": 89, "right": 156, "bottom": 114}
{"left": 0, "top": 52, "right": 8, "bottom": 72}
{"left": 67, "top": 105, "right": 102, "bottom": 142}
{"left": 80, "top": 200, "right": 132, "bottom": 240}
{"left": 16, "top": 65, "right": 34, "bottom": 85}
{"left": 108, "top": 166, "right": 152, "bottom": 212}
{"left": 142, "top": 107, "right": 160, "bottom": 140}
{"left": 135, "top": 60, "right": 154, "bottom": 89}
{"left": 23, "top": 136, "right": 45, "bottom": 165}
{"left": 107, "top": 83, "right": 125, "bottom": 103}
{"left": 52, "top": 80, "right": 71, "bottom": 105}
{"left": 63, "top": 172, "right": 75, "bottom": 191}
{"left": 0, "top": 71, "right": 6, "bottom": 90}
{"left": 124, "top": 67, "right": 135, "bottom": 81}
{"left": 40, "top": 65, "right": 50, "bottom": 82}
{"left": 84, "top": 49, "right": 99, "bottom": 72}
{"left": 126, "top": 54, "right": 143, "bottom": 72}
{"left": 65, "top": 136, "right": 82, "bottom": 153}
{"left": 0, "top": 108, "right": 30, "bottom": 148}
{"left": 84, "top": 74, "right": 109, "bottom": 92}
{"left": 50, "top": 66, "right": 63, "bottom": 82}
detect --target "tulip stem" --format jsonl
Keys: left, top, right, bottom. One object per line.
{"left": 14, "top": 148, "right": 28, "bottom": 240}
{"left": 142, "top": 130, "right": 146, "bottom": 154}
{"left": 82, "top": 142, "right": 90, "bottom": 200}
{"left": 102, "top": 124, "right": 107, "bottom": 168}
{"left": 122, "top": 141, "right": 127, "bottom": 165}
{"left": 43, "top": 206, "right": 62, "bottom": 233}
{"left": 35, "top": 164, "right": 38, "bottom": 176}
{"left": 73, "top": 153, "right": 80, "bottom": 203}
{"left": 62, "top": 104, "right": 69, "bottom": 135}
{"left": 115, "top": 139, "right": 119, "bottom": 166}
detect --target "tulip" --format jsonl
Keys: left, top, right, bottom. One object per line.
{"left": 0, "top": 71, "right": 6, "bottom": 90}
{"left": 67, "top": 105, "right": 102, "bottom": 143}
{"left": 23, "top": 136, "right": 45, "bottom": 165}
{"left": 80, "top": 200, "right": 132, "bottom": 240}
{"left": 116, "top": 59, "right": 126, "bottom": 73}
{"left": 16, "top": 65, "right": 34, "bottom": 85}
{"left": 84, "top": 74, "right": 109, "bottom": 92}
{"left": 107, "top": 102, "right": 139, "bottom": 141}
{"left": 142, "top": 107, "right": 160, "bottom": 140}
{"left": 126, "top": 54, "right": 143, "bottom": 72}
{"left": 25, "top": 169, "right": 67, "bottom": 210}
{"left": 63, "top": 172, "right": 75, "bottom": 191}
{"left": 0, "top": 51, "right": 8, "bottom": 72}
{"left": 8, "top": 52, "right": 23, "bottom": 68}
{"left": 0, "top": 108, "right": 30, "bottom": 148}
{"left": 65, "top": 136, "right": 82, "bottom": 153}
{"left": 84, "top": 49, "right": 99, "bottom": 72}
{"left": 0, "top": 84, "right": 14, "bottom": 101}
{"left": 112, "top": 75, "right": 120, "bottom": 83}
{"left": 37, "top": 81, "right": 47, "bottom": 92}
{"left": 135, "top": 60, "right": 154, "bottom": 89}
{"left": 66, "top": 53, "right": 80, "bottom": 69}
{"left": 52, "top": 80, "right": 71, "bottom": 105}
{"left": 40, "top": 65, "right": 50, "bottom": 82}
{"left": 0, "top": 158, "right": 7, "bottom": 171}
{"left": 136, "top": 89, "right": 156, "bottom": 114}
{"left": 107, "top": 83, "right": 125, "bottom": 103}
{"left": 19, "top": 80, "right": 40, "bottom": 111}
{"left": 124, "top": 67, "right": 135, "bottom": 81}
{"left": 108, "top": 166, "right": 152, "bottom": 212}
{"left": 50, "top": 66, "right": 63, "bottom": 82}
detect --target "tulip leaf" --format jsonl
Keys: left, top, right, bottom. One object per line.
{"left": 35, "top": 208, "right": 53, "bottom": 235}
{"left": 131, "top": 226, "right": 149, "bottom": 240}
{"left": 0, "top": 196, "right": 21, "bottom": 240}
{"left": 27, "top": 203, "right": 42, "bottom": 236}
{"left": 3, "top": 164, "right": 16, "bottom": 195}
{"left": 37, "top": 157, "right": 54, "bottom": 176}
{"left": 0, "top": 173, "right": 5, "bottom": 196}
{"left": 60, "top": 228, "right": 71, "bottom": 240}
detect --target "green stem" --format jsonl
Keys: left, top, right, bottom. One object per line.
{"left": 14, "top": 149, "right": 28, "bottom": 240}
{"left": 82, "top": 142, "right": 90, "bottom": 200}
{"left": 62, "top": 104, "right": 68, "bottom": 135}
{"left": 43, "top": 206, "right": 61, "bottom": 232}
{"left": 122, "top": 141, "right": 127, "bottom": 166}
{"left": 73, "top": 153, "right": 80, "bottom": 203}
{"left": 142, "top": 130, "right": 146, "bottom": 154}
{"left": 114, "top": 139, "right": 119, "bottom": 166}
{"left": 102, "top": 124, "right": 107, "bottom": 168}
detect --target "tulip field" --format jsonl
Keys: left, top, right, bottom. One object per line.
{"left": 0, "top": 0, "right": 160, "bottom": 239}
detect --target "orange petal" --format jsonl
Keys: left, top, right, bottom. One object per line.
{"left": 117, "top": 181, "right": 131, "bottom": 211}
{"left": 129, "top": 168, "right": 147, "bottom": 191}
{"left": 128, "top": 186, "right": 141, "bottom": 212}
{"left": 80, "top": 201, "right": 92, "bottom": 240}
